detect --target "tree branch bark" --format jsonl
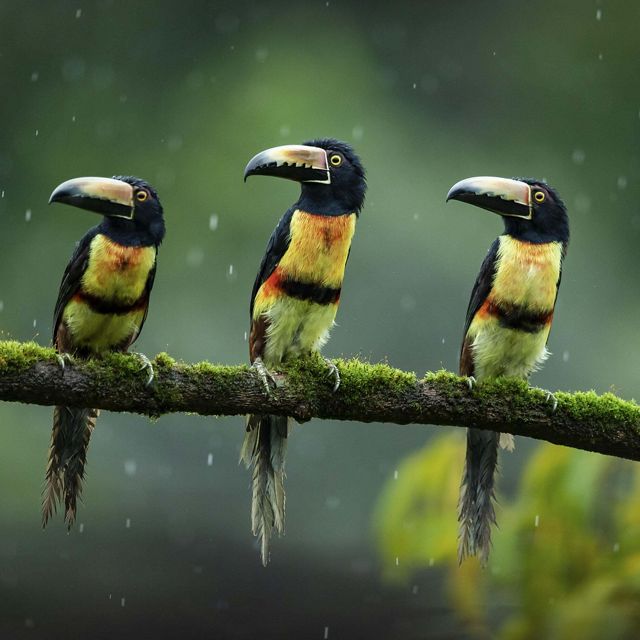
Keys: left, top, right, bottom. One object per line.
{"left": 0, "top": 340, "right": 638, "bottom": 461}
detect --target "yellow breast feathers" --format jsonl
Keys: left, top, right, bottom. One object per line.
{"left": 491, "top": 236, "right": 562, "bottom": 311}
{"left": 81, "top": 234, "right": 156, "bottom": 304}
{"left": 277, "top": 210, "right": 356, "bottom": 287}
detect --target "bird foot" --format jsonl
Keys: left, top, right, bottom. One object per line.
{"left": 252, "top": 357, "right": 276, "bottom": 397}
{"left": 466, "top": 376, "right": 476, "bottom": 391}
{"left": 544, "top": 390, "right": 558, "bottom": 413}
{"left": 324, "top": 358, "right": 340, "bottom": 392}
{"left": 56, "top": 353, "right": 74, "bottom": 372}
{"left": 132, "top": 352, "right": 154, "bottom": 386}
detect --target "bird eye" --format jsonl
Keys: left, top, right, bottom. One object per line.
{"left": 329, "top": 154, "right": 343, "bottom": 167}
{"left": 136, "top": 190, "right": 149, "bottom": 202}
{"left": 534, "top": 190, "right": 545, "bottom": 203}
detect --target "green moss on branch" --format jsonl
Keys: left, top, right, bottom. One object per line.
{"left": 0, "top": 339, "right": 638, "bottom": 461}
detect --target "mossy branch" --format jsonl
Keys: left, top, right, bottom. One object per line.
{"left": 0, "top": 339, "right": 639, "bottom": 461}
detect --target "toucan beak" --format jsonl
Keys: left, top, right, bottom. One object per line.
{"left": 244, "top": 144, "right": 330, "bottom": 184}
{"left": 49, "top": 176, "right": 135, "bottom": 219}
{"left": 446, "top": 176, "right": 532, "bottom": 220}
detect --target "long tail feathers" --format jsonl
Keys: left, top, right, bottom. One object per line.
{"left": 240, "top": 414, "right": 288, "bottom": 566}
{"left": 42, "top": 406, "right": 98, "bottom": 529}
{"left": 458, "top": 428, "right": 499, "bottom": 565}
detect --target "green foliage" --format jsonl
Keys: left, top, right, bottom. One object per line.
{"left": 375, "top": 435, "right": 640, "bottom": 638}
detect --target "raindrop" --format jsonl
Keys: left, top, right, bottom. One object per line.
{"left": 613, "top": 542, "right": 620, "bottom": 553}
{"left": 25, "top": 209, "right": 32, "bottom": 222}
{"left": 35, "top": 130, "right": 39, "bottom": 137}
{"left": 534, "top": 514, "right": 540, "bottom": 527}
{"left": 92, "top": 65, "right": 115, "bottom": 90}
{"left": 598, "top": 52, "right": 603, "bottom": 61}
{"left": 124, "top": 459, "right": 137, "bottom": 476}
{"left": 574, "top": 193, "right": 591, "bottom": 213}
{"left": 71, "top": 115, "right": 76, "bottom": 123}
{"left": 562, "top": 350, "right": 569, "bottom": 362}
{"left": 62, "top": 58, "right": 86, "bottom": 82}
{"left": 167, "top": 135, "right": 183, "bottom": 152}
{"left": 120, "top": 597, "right": 126, "bottom": 607}
{"left": 95, "top": 120, "right": 114, "bottom": 139}
{"left": 79, "top": 523, "right": 84, "bottom": 533}
{"left": 412, "top": 82, "right": 417, "bottom": 89}
{"left": 1, "top": 191, "right": 4, "bottom": 198}
{"left": 0, "top": 301, "right": 4, "bottom": 312}
{"left": 30, "top": 71, "right": 39, "bottom": 82}
{"left": 125, "top": 518, "right": 131, "bottom": 529}
{"left": 75, "top": 8, "right": 82, "bottom": 18}
{"left": 571, "top": 149, "right": 586, "bottom": 165}
{"left": 207, "top": 453, "right": 213, "bottom": 466}
{"left": 186, "top": 70, "right": 204, "bottom": 90}
{"left": 393, "top": 469, "right": 399, "bottom": 480}
{"left": 420, "top": 74, "right": 438, "bottom": 95}
{"left": 412, "top": 585, "right": 419, "bottom": 594}
{"left": 156, "top": 168, "right": 175, "bottom": 189}
{"left": 617, "top": 176, "right": 627, "bottom": 190}
{"left": 325, "top": 496, "right": 340, "bottom": 509}
{"left": 227, "top": 264, "right": 237, "bottom": 282}
{"left": 428, "top": 558, "right": 434, "bottom": 567}
{"left": 215, "top": 14, "right": 239, "bottom": 34}
{"left": 596, "top": 8, "right": 602, "bottom": 20}
{"left": 441, "top": 338, "right": 446, "bottom": 344}
{"left": 32, "top": 319, "right": 37, "bottom": 328}
{"left": 209, "top": 214, "right": 219, "bottom": 231}
{"left": 186, "top": 247, "right": 205, "bottom": 267}
{"left": 400, "top": 294, "right": 415, "bottom": 312}
{"left": 243, "top": 331, "right": 248, "bottom": 341}
{"left": 395, "top": 556, "right": 399, "bottom": 566}
{"left": 324, "top": 627, "right": 329, "bottom": 639}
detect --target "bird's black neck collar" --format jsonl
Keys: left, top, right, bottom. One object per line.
{"left": 503, "top": 217, "right": 570, "bottom": 246}
{"left": 297, "top": 183, "right": 363, "bottom": 217}
{"left": 99, "top": 216, "right": 165, "bottom": 247}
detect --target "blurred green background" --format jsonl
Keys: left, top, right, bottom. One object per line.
{"left": 0, "top": 0, "right": 638, "bottom": 638}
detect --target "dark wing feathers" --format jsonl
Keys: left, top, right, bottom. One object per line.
{"left": 459, "top": 238, "right": 500, "bottom": 374}
{"left": 132, "top": 261, "right": 157, "bottom": 346}
{"left": 52, "top": 229, "right": 98, "bottom": 345}
{"left": 249, "top": 206, "right": 295, "bottom": 318}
